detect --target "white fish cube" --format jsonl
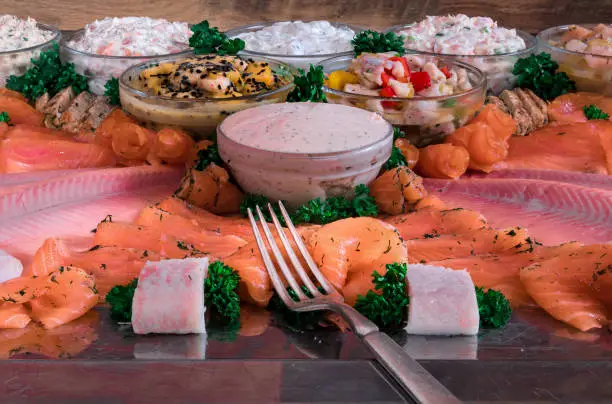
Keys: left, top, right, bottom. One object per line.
{"left": 405, "top": 264, "right": 479, "bottom": 336}
{"left": 132, "top": 257, "right": 209, "bottom": 335}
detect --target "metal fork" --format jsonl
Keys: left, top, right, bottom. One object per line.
{"left": 247, "top": 202, "right": 461, "bottom": 404}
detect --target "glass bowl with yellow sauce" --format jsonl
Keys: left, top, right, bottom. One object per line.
{"left": 217, "top": 102, "right": 393, "bottom": 207}
{"left": 119, "top": 53, "right": 295, "bottom": 138}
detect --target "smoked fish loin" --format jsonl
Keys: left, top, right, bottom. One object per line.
{"left": 132, "top": 257, "right": 208, "bottom": 335}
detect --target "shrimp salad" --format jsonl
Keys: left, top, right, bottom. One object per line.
{"left": 395, "top": 15, "right": 532, "bottom": 94}
{"left": 0, "top": 15, "right": 58, "bottom": 86}
{"left": 325, "top": 53, "right": 484, "bottom": 146}
{"left": 62, "top": 17, "right": 192, "bottom": 95}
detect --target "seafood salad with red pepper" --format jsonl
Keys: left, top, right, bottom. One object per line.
{"left": 323, "top": 52, "right": 485, "bottom": 146}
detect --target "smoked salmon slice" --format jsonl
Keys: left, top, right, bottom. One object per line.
{"left": 0, "top": 96, "right": 44, "bottom": 126}
{"left": 308, "top": 217, "right": 408, "bottom": 306}
{"left": 29, "top": 238, "right": 162, "bottom": 299}
{"left": 29, "top": 266, "right": 98, "bottom": 329}
{"left": 370, "top": 167, "right": 427, "bottom": 215}
{"left": 133, "top": 206, "right": 248, "bottom": 258}
{"left": 147, "top": 127, "right": 195, "bottom": 166}
{"left": 223, "top": 243, "right": 273, "bottom": 308}
{"left": 548, "top": 93, "right": 612, "bottom": 123}
{"left": 415, "top": 144, "right": 470, "bottom": 179}
{"left": 0, "top": 303, "right": 32, "bottom": 329}
{"left": 493, "top": 122, "right": 610, "bottom": 174}
{"left": 520, "top": 244, "right": 612, "bottom": 331}
{"left": 384, "top": 207, "right": 488, "bottom": 240}
{"left": 157, "top": 197, "right": 254, "bottom": 242}
{"left": 0, "top": 137, "right": 117, "bottom": 173}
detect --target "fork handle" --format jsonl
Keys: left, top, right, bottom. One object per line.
{"left": 362, "top": 331, "right": 461, "bottom": 404}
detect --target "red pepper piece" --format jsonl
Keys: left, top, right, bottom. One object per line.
{"left": 440, "top": 66, "right": 452, "bottom": 79}
{"left": 381, "top": 71, "right": 392, "bottom": 87}
{"left": 379, "top": 86, "right": 395, "bottom": 98}
{"left": 410, "top": 71, "right": 431, "bottom": 92}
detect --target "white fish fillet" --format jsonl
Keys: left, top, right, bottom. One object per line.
{"left": 132, "top": 257, "right": 208, "bottom": 335}
{"left": 0, "top": 165, "right": 184, "bottom": 221}
{"left": 0, "top": 249, "right": 23, "bottom": 283}
{"left": 405, "top": 264, "right": 479, "bottom": 336}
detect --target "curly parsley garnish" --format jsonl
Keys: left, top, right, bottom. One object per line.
{"left": 583, "top": 104, "right": 610, "bottom": 120}
{"left": 291, "top": 184, "right": 378, "bottom": 225}
{"left": 106, "top": 278, "right": 138, "bottom": 323}
{"left": 352, "top": 30, "right": 405, "bottom": 56}
{"left": 287, "top": 65, "right": 327, "bottom": 103}
{"left": 194, "top": 143, "right": 222, "bottom": 171}
{"left": 475, "top": 286, "right": 512, "bottom": 328}
{"left": 6, "top": 43, "right": 89, "bottom": 100}
{"left": 189, "top": 20, "right": 245, "bottom": 56}
{"left": 354, "top": 263, "right": 409, "bottom": 329}
{"left": 0, "top": 112, "right": 10, "bottom": 124}
{"left": 383, "top": 127, "right": 408, "bottom": 170}
{"left": 205, "top": 261, "right": 241, "bottom": 323}
{"left": 512, "top": 52, "right": 575, "bottom": 101}
{"left": 104, "top": 77, "right": 121, "bottom": 106}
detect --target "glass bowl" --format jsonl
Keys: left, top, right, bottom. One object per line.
{"left": 385, "top": 24, "right": 536, "bottom": 95}
{"left": 0, "top": 23, "right": 61, "bottom": 87}
{"left": 60, "top": 29, "right": 192, "bottom": 95}
{"left": 119, "top": 54, "right": 295, "bottom": 139}
{"left": 225, "top": 21, "right": 364, "bottom": 70}
{"left": 319, "top": 54, "right": 486, "bottom": 147}
{"left": 537, "top": 24, "right": 612, "bottom": 96}
{"left": 217, "top": 102, "right": 393, "bottom": 208}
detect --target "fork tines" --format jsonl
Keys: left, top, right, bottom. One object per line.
{"left": 247, "top": 202, "right": 336, "bottom": 308}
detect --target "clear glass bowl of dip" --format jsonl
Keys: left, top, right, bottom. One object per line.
{"left": 217, "top": 103, "right": 393, "bottom": 208}
{"left": 319, "top": 54, "right": 486, "bottom": 147}
{"left": 0, "top": 23, "right": 61, "bottom": 87}
{"left": 385, "top": 24, "right": 536, "bottom": 95}
{"left": 119, "top": 54, "right": 296, "bottom": 139}
{"left": 225, "top": 21, "right": 364, "bottom": 70}
{"left": 537, "top": 24, "right": 612, "bottom": 96}
{"left": 60, "top": 29, "right": 192, "bottom": 95}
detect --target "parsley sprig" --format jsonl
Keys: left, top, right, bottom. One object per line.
{"left": 240, "top": 185, "right": 377, "bottom": 225}
{"left": 104, "top": 77, "right": 121, "bottom": 106}
{"left": 352, "top": 30, "right": 405, "bottom": 56}
{"left": 475, "top": 287, "right": 512, "bottom": 328}
{"left": 354, "top": 263, "right": 410, "bottom": 328}
{"left": 189, "top": 20, "right": 245, "bottom": 56}
{"left": 6, "top": 43, "right": 89, "bottom": 100}
{"left": 583, "top": 104, "right": 610, "bottom": 120}
{"left": 205, "top": 261, "right": 241, "bottom": 323}
{"left": 512, "top": 52, "right": 575, "bottom": 101}
{"left": 0, "top": 112, "right": 10, "bottom": 124}
{"left": 106, "top": 278, "right": 138, "bottom": 323}
{"left": 383, "top": 127, "right": 408, "bottom": 170}
{"left": 194, "top": 143, "right": 222, "bottom": 171}
{"left": 286, "top": 65, "right": 327, "bottom": 103}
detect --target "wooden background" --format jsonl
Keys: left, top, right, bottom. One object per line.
{"left": 2, "top": 0, "right": 612, "bottom": 33}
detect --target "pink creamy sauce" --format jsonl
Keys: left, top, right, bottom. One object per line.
{"left": 220, "top": 102, "right": 390, "bottom": 153}
{"left": 217, "top": 102, "right": 393, "bottom": 206}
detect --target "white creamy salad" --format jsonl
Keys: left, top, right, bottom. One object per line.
{"left": 396, "top": 15, "right": 533, "bottom": 94}
{"left": 63, "top": 17, "right": 192, "bottom": 95}
{"left": 400, "top": 14, "right": 526, "bottom": 55}
{"left": 0, "top": 15, "right": 55, "bottom": 52}
{"left": 231, "top": 21, "right": 355, "bottom": 55}
{"left": 0, "top": 15, "right": 57, "bottom": 86}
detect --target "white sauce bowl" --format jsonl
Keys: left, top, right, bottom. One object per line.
{"left": 217, "top": 102, "right": 393, "bottom": 207}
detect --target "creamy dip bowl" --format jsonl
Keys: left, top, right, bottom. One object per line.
{"left": 217, "top": 102, "right": 393, "bottom": 207}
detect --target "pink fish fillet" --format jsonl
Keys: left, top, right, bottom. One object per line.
{"left": 467, "top": 169, "right": 612, "bottom": 191}
{"left": 0, "top": 169, "right": 96, "bottom": 187}
{"left": 405, "top": 264, "right": 479, "bottom": 336}
{"left": 0, "top": 137, "right": 118, "bottom": 173}
{"left": 0, "top": 167, "right": 182, "bottom": 267}
{"left": 132, "top": 258, "right": 208, "bottom": 335}
{"left": 424, "top": 178, "right": 612, "bottom": 245}
{"left": 0, "top": 165, "right": 184, "bottom": 221}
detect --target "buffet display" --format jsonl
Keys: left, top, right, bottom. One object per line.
{"left": 0, "top": 12, "right": 611, "bottom": 368}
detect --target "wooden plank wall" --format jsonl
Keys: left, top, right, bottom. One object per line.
{"left": 2, "top": 0, "right": 611, "bottom": 33}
